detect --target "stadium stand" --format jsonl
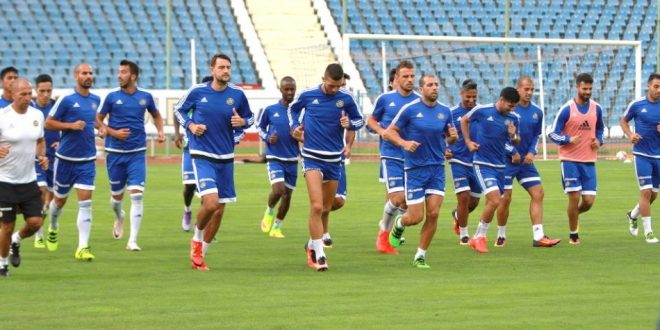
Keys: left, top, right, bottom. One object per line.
{"left": 0, "top": 0, "right": 259, "bottom": 89}
{"left": 326, "top": 0, "right": 657, "bottom": 128}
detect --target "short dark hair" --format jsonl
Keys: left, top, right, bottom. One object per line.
{"left": 419, "top": 74, "right": 437, "bottom": 87}
{"left": 280, "top": 76, "right": 295, "bottom": 85}
{"left": 120, "top": 59, "right": 140, "bottom": 78}
{"left": 461, "top": 79, "right": 477, "bottom": 91}
{"left": 575, "top": 73, "right": 593, "bottom": 85}
{"left": 35, "top": 74, "right": 53, "bottom": 85}
{"left": 201, "top": 76, "right": 213, "bottom": 83}
{"left": 388, "top": 68, "right": 397, "bottom": 85}
{"left": 209, "top": 53, "right": 232, "bottom": 67}
{"left": 648, "top": 73, "right": 660, "bottom": 83}
{"left": 1, "top": 66, "right": 18, "bottom": 80}
{"left": 324, "top": 63, "right": 344, "bottom": 81}
{"left": 500, "top": 86, "right": 520, "bottom": 103}
{"left": 343, "top": 73, "right": 351, "bottom": 80}
{"left": 395, "top": 60, "right": 414, "bottom": 75}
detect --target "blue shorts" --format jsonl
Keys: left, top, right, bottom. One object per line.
{"left": 192, "top": 158, "right": 236, "bottom": 203}
{"left": 336, "top": 162, "right": 347, "bottom": 200}
{"left": 267, "top": 160, "right": 298, "bottom": 190}
{"left": 560, "top": 161, "right": 597, "bottom": 195}
{"left": 53, "top": 158, "right": 96, "bottom": 198}
{"left": 504, "top": 162, "right": 541, "bottom": 190}
{"left": 450, "top": 162, "right": 482, "bottom": 197}
{"left": 182, "top": 148, "right": 195, "bottom": 185}
{"left": 474, "top": 164, "right": 505, "bottom": 195}
{"left": 634, "top": 155, "right": 660, "bottom": 192}
{"left": 381, "top": 158, "right": 404, "bottom": 193}
{"left": 106, "top": 152, "right": 146, "bottom": 195}
{"left": 404, "top": 165, "right": 445, "bottom": 205}
{"left": 35, "top": 158, "right": 54, "bottom": 191}
{"left": 301, "top": 157, "right": 341, "bottom": 181}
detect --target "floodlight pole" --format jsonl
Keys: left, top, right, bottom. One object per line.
{"left": 536, "top": 46, "right": 548, "bottom": 161}
{"left": 657, "top": 0, "right": 659, "bottom": 72}
{"left": 341, "top": 0, "right": 347, "bottom": 37}
{"left": 381, "top": 41, "right": 387, "bottom": 93}
{"left": 504, "top": 0, "right": 511, "bottom": 85}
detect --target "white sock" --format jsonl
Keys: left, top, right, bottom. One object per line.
{"left": 202, "top": 241, "right": 210, "bottom": 257}
{"left": 459, "top": 226, "right": 469, "bottom": 238}
{"left": 642, "top": 216, "right": 652, "bottom": 234}
{"left": 570, "top": 230, "right": 578, "bottom": 235}
{"left": 322, "top": 232, "right": 331, "bottom": 240}
{"left": 532, "top": 224, "right": 545, "bottom": 241}
{"left": 37, "top": 206, "right": 48, "bottom": 238}
{"left": 0, "top": 257, "right": 7, "bottom": 267}
{"left": 273, "top": 218, "right": 283, "bottom": 229}
{"left": 11, "top": 231, "right": 21, "bottom": 243}
{"left": 110, "top": 198, "right": 123, "bottom": 220}
{"left": 265, "top": 206, "right": 274, "bottom": 215}
{"left": 128, "top": 193, "right": 143, "bottom": 243}
{"left": 414, "top": 247, "right": 426, "bottom": 260}
{"left": 395, "top": 217, "right": 405, "bottom": 230}
{"left": 184, "top": 205, "right": 191, "bottom": 213}
{"left": 380, "top": 201, "right": 398, "bottom": 231}
{"left": 193, "top": 225, "right": 204, "bottom": 242}
{"left": 397, "top": 207, "right": 407, "bottom": 215}
{"left": 497, "top": 225, "right": 507, "bottom": 238}
{"left": 475, "top": 220, "right": 490, "bottom": 238}
{"left": 630, "top": 204, "right": 640, "bottom": 219}
{"left": 77, "top": 200, "right": 92, "bottom": 249}
{"left": 49, "top": 200, "right": 62, "bottom": 230}
{"left": 311, "top": 239, "right": 325, "bottom": 259}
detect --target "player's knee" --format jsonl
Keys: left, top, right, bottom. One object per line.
{"left": 26, "top": 217, "right": 43, "bottom": 229}
{"left": 332, "top": 197, "right": 345, "bottom": 210}
{"left": 641, "top": 189, "right": 653, "bottom": 200}
{"left": 272, "top": 185, "right": 286, "bottom": 198}
{"left": 310, "top": 201, "right": 324, "bottom": 215}
{"left": 426, "top": 209, "right": 439, "bottom": 221}
{"left": 390, "top": 193, "right": 404, "bottom": 207}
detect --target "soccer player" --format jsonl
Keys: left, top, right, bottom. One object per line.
{"left": 495, "top": 77, "right": 561, "bottom": 248}
{"left": 175, "top": 53, "right": 254, "bottom": 271}
{"left": 0, "top": 78, "right": 49, "bottom": 276}
{"left": 621, "top": 73, "right": 660, "bottom": 243}
{"left": 97, "top": 60, "right": 165, "bottom": 251}
{"left": 384, "top": 74, "right": 457, "bottom": 268}
{"left": 173, "top": 120, "right": 196, "bottom": 231}
{"left": 44, "top": 63, "right": 105, "bottom": 261}
{"left": 0, "top": 66, "right": 18, "bottom": 107}
{"left": 460, "top": 87, "right": 521, "bottom": 253}
{"left": 548, "top": 73, "right": 604, "bottom": 245}
{"left": 289, "top": 63, "right": 364, "bottom": 271}
{"left": 324, "top": 73, "right": 356, "bottom": 247}
{"left": 448, "top": 79, "right": 481, "bottom": 245}
{"left": 31, "top": 74, "right": 59, "bottom": 249}
{"left": 368, "top": 60, "right": 418, "bottom": 254}
{"left": 258, "top": 76, "right": 298, "bottom": 238}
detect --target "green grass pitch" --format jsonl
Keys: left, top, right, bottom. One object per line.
{"left": 2, "top": 160, "right": 659, "bottom": 329}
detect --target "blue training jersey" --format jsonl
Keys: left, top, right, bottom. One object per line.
{"left": 174, "top": 82, "right": 254, "bottom": 161}
{"left": 0, "top": 96, "right": 11, "bottom": 108}
{"left": 288, "top": 85, "right": 364, "bottom": 163}
{"left": 549, "top": 99, "right": 604, "bottom": 146}
{"left": 258, "top": 101, "right": 299, "bottom": 161}
{"left": 49, "top": 90, "right": 100, "bottom": 161}
{"left": 391, "top": 98, "right": 453, "bottom": 169}
{"left": 371, "top": 90, "right": 420, "bottom": 161}
{"left": 449, "top": 102, "right": 478, "bottom": 166}
{"left": 32, "top": 99, "right": 59, "bottom": 159}
{"left": 99, "top": 87, "right": 160, "bottom": 153}
{"left": 466, "top": 103, "right": 520, "bottom": 168}
{"left": 623, "top": 96, "right": 660, "bottom": 158}
{"left": 508, "top": 102, "right": 543, "bottom": 158}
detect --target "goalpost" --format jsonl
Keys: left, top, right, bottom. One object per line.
{"left": 341, "top": 33, "right": 643, "bottom": 160}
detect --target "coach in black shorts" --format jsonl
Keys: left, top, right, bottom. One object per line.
{"left": 0, "top": 78, "right": 48, "bottom": 276}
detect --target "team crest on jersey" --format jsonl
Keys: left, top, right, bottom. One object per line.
{"left": 504, "top": 119, "right": 511, "bottom": 126}
{"left": 33, "top": 120, "right": 38, "bottom": 126}
{"left": 226, "top": 98, "right": 235, "bottom": 106}
{"left": 336, "top": 100, "right": 344, "bottom": 108}
{"left": 533, "top": 113, "right": 538, "bottom": 119}
{"left": 91, "top": 103, "right": 98, "bottom": 110}
{"left": 437, "top": 113, "right": 445, "bottom": 120}
{"left": 139, "top": 99, "right": 147, "bottom": 106}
